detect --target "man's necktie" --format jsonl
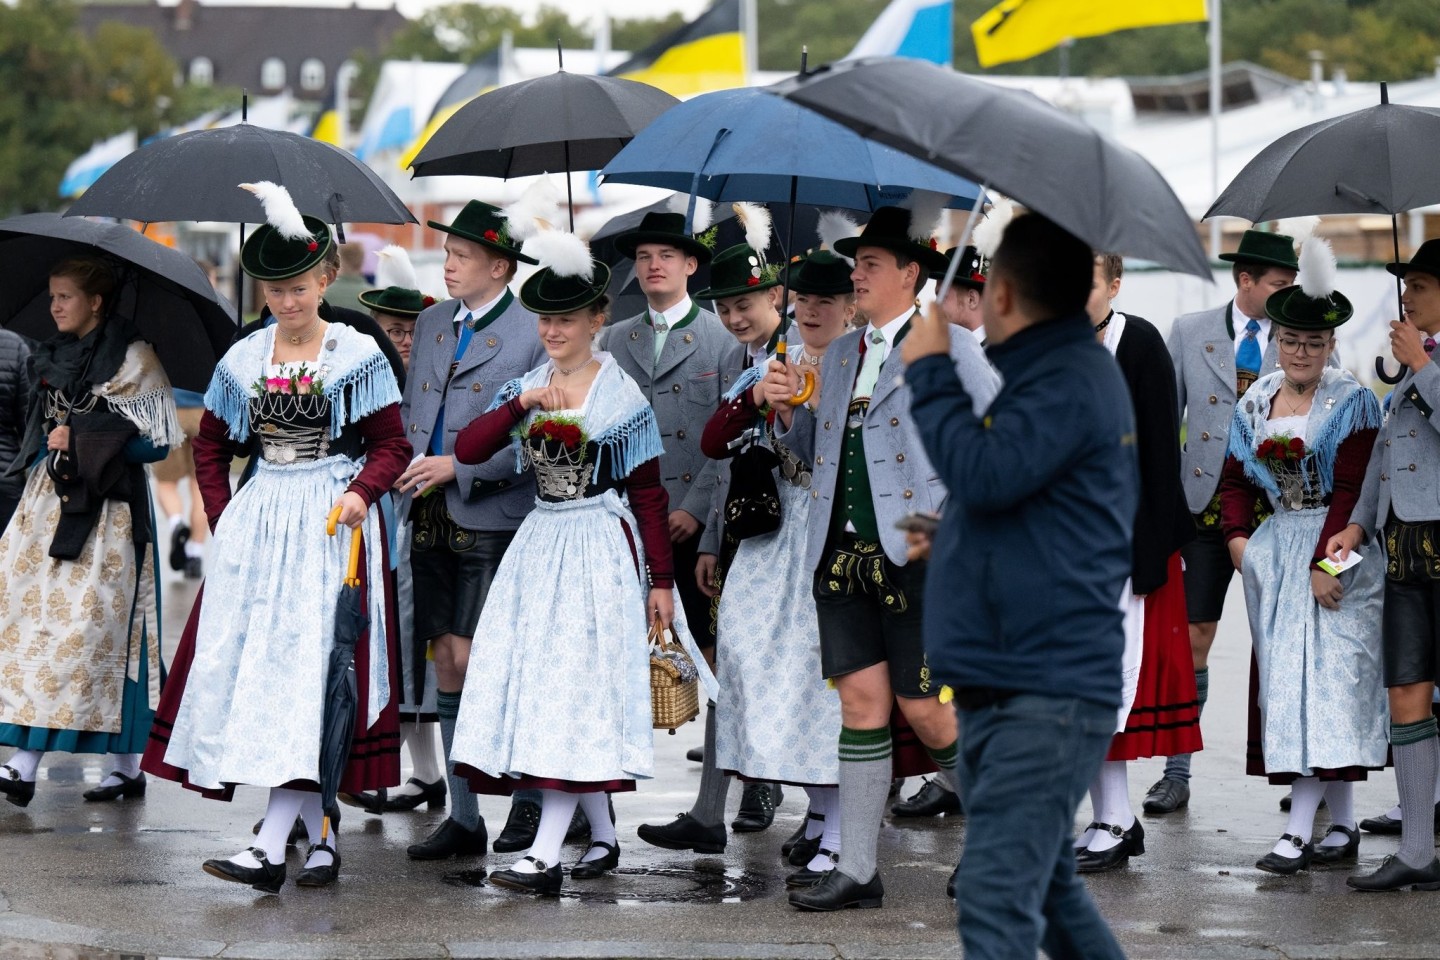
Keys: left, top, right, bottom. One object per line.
{"left": 453, "top": 312, "right": 472, "bottom": 337}
{"left": 851, "top": 329, "right": 887, "bottom": 401}
{"left": 1425, "top": 337, "right": 1436, "bottom": 355}
{"left": 1236, "top": 318, "right": 1261, "bottom": 374}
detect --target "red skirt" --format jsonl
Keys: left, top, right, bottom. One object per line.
{"left": 142, "top": 540, "right": 402, "bottom": 801}
{"left": 1108, "top": 552, "right": 1204, "bottom": 762}
{"left": 458, "top": 767, "right": 635, "bottom": 796}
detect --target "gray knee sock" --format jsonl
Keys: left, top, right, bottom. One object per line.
{"left": 926, "top": 739, "right": 959, "bottom": 795}
{"left": 436, "top": 689, "right": 479, "bottom": 831}
{"left": 836, "top": 725, "right": 892, "bottom": 884}
{"left": 688, "top": 702, "right": 731, "bottom": 826}
{"left": 1163, "top": 666, "right": 1208, "bottom": 782}
{"left": 1394, "top": 718, "right": 1439, "bottom": 869}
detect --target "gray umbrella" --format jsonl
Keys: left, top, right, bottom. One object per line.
{"left": 767, "top": 57, "right": 1211, "bottom": 280}
{"left": 317, "top": 513, "right": 366, "bottom": 848}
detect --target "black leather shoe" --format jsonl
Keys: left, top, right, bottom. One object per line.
{"left": 781, "top": 816, "right": 810, "bottom": 858}
{"left": 1076, "top": 821, "right": 1146, "bottom": 873}
{"left": 637, "top": 812, "right": 726, "bottom": 853}
{"left": 1142, "top": 777, "right": 1190, "bottom": 814}
{"left": 407, "top": 817, "right": 487, "bottom": 861}
{"left": 732, "top": 782, "right": 783, "bottom": 832}
{"left": 383, "top": 778, "right": 446, "bottom": 813}
{"left": 890, "top": 778, "right": 962, "bottom": 818}
{"left": 1255, "top": 834, "right": 1312, "bottom": 875}
{"left": 787, "top": 833, "right": 822, "bottom": 867}
{"left": 788, "top": 867, "right": 884, "bottom": 911}
{"left": 946, "top": 862, "right": 960, "bottom": 899}
{"left": 785, "top": 848, "right": 837, "bottom": 888}
{"left": 1358, "top": 802, "right": 1440, "bottom": 836}
{"left": 338, "top": 788, "right": 387, "bottom": 815}
{"left": 1347, "top": 854, "right": 1440, "bottom": 891}
{"left": 203, "top": 848, "right": 286, "bottom": 893}
{"left": 169, "top": 523, "right": 190, "bottom": 571}
{"left": 0, "top": 766, "right": 35, "bottom": 808}
{"left": 294, "top": 843, "right": 341, "bottom": 887}
{"left": 83, "top": 771, "right": 147, "bottom": 802}
{"left": 686, "top": 746, "right": 704, "bottom": 763}
{"left": 184, "top": 555, "right": 203, "bottom": 580}
{"left": 492, "top": 799, "right": 541, "bottom": 853}
{"left": 489, "top": 857, "right": 563, "bottom": 896}
{"left": 570, "top": 841, "right": 620, "bottom": 879}
{"left": 1312, "top": 825, "right": 1360, "bottom": 866}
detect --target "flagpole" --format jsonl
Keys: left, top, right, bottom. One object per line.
{"left": 1208, "top": 0, "right": 1222, "bottom": 260}
{"left": 742, "top": 0, "right": 759, "bottom": 84}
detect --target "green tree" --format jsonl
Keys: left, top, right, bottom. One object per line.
{"left": 87, "top": 22, "right": 178, "bottom": 140}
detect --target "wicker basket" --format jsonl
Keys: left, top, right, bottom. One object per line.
{"left": 649, "top": 621, "right": 700, "bottom": 733}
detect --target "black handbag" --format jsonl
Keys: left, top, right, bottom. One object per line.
{"left": 723, "top": 433, "right": 782, "bottom": 541}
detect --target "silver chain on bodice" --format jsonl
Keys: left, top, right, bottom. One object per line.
{"left": 251, "top": 394, "right": 332, "bottom": 464}
{"left": 1270, "top": 462, "right": 1327, "bottom": 511}
{"left": 43, "top": 389, "right": 99, "bottom": 424}
{"left": 530, "top": 439, "right": 595, "bottom": 500}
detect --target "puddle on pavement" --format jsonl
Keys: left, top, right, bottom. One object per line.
{"left": 444, "top": 865, "right": 769, "bottom": 904}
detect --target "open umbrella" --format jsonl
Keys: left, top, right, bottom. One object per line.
{"left": 409, "top": 63, "right": 679, "bottom": 229}
{"left": 0, "top": 213, "right": 235, "bottom": 392}
{"left": 318, "top": 507, "right": 366, "bottom": 848}
{"left": 1206, "top": 83, "right": 1440, "bottom": 382}
{"left": 767, "top": 57, "right": 1212, "bottom": 281}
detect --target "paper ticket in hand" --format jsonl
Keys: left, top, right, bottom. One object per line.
{"left": 1317, "top": 550, "right": 1362, "bottom": 577}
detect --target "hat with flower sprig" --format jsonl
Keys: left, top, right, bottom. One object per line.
{"left": 518, "top": 229, "right": 612, "bottom": 316}
{"left": 1264, "top": 225, "right": 1353, "bottom": 331}
{"left": 426, "top": 186, "right": 546, "bottom": 265}
{"left": 237, "top": 181, "right": 333, "bottom": 281}
{"left": 696, "top": 202, "right": 781, "bottom": 301}
{"left": 358, "top": 245, "right": 437, "bottom": 318}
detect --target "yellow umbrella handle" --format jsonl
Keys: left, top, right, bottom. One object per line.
{"left": 326, "top": 504, "right": 364, "bottom": 587}
{"left": 774, "top": 336, "right": 816, "bottom": 407}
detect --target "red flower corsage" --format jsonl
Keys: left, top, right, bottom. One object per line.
{"left": 747, "top": 276, "right": 760, "bottom": 286}
{"left": 970, "top": 271, "right": 986, "bottom": 283}
{"left": 307, "top": 240, "right": 318, "bottom": 252}
{"left": 422, "top": 295, "right": 436, "bottom": 307}
{"left": 484, "top": 229, "right": 499, "bottom": 243}
{"left": 929, "top": 237, "right": 939, "bottom": 250}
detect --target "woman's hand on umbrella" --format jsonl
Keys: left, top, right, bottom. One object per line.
{"left": 330, "top": 491, "right": 368, "bottom": 529}
{"left": 46, "top": 425, "right": 70, "bottom": 451}
{"left": 648, "top": 587, "right": 674, "bottom": 630}
{"left": 760, "top": 360, "right": 798, "bottom": 428}
{"left": 519, "top": 386, "right": 566, "bottom": 411}
{"left": 1311, "top": 568, "right": 1343, "bottom": 610}
{"left": 1391, "top": 319, "right": 1431, "bottom": 371}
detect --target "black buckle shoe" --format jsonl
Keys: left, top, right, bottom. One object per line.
{"left": 1312, "top": 825, "right": 1361, "bottom": 866}
{"left": 203, "top": 848, "right": 286, "bottom": 893}
{"left": 169, "top": 523, "right": 190, "bottom": 572}
{"left": 732, "top": 782, "right": 783, "bottom": 832}
{"left": 788, "top": 867, "right": 884, "bottom": 911}
{"left": 570, "top": 841, "right": 620, "bottom": 879}
{"left": 0, "top": 765, "right": 36, "bottom": 808}
{"left": 184, "top": 555, "right": 203, "bottom": 580}
{"left": 1141, "top": 777, "right": 1190, "bottom": 815}
{"left": 82, "top": 770, "right": 147, "bottom": 803}
{"left": 781, "top": 811, "right": 812, "bottom": 858}
{"left": 1075, "top": 821, "right": 1146, "bottom": 873}
{"left": 492, "top": 800, "right": 541, "bottom": 853}
{"left": 1255, "top": 833, "right": 1312, "bottom": 875}
{"left": 382, "top": 777, "right": 446, "bottom": 813}
{"left": 295, "top": 842, "right": 341, "bottom": 887}
{"left": 407, "top": 817, "right": 488, "bottom": 861}
{"left": 787, "top": 832, "right": 822, "bottom": 867}
{"left": 785, "top": 849, "right": 837, "bottom": 888}
{"left": 338, "top": 788, "right": 387, "bottom": 815}
{"left": 889, "top": 778, "right": 962, "bottom": 818}
{"left": 490, "top": 857, "right": 563, "bottom": 896}
{"left": 637, "top": 812, "right": 726, "bottom": 853}
{"left": 1347, "top": 854, "right": 1440, "bottom": 891}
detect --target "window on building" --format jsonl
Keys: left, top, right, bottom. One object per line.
{"left": 188, "top": 56, "right": 213, "bottom": 86}
{"left": 300, "top": 58, "right": 325, "bottom": 92}
{"left": 260, "top": 57, "right": 286, "bottom": 90}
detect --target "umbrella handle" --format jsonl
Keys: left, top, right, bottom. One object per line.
{"left": 774, "top": 336, "right": 817, "bottom": 406}
{"left": 1376, "top": 356, "right": 1407, "bottom": 385}
{"left": 326, "top": 505, "right": 364, "bottom": 587}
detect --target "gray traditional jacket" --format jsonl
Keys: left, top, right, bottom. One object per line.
{"left": 1351, "top": 359, "right": 1440, "bottom": 536}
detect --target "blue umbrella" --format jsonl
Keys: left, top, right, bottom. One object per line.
{"left": 600, "top": 86, "right": 980, "bottom": 212}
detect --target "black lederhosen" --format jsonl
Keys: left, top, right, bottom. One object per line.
{"left": 1381, "top": 516, "right": 1440, "bottom": 687}
{"left": 408, "top": 490, "right": 515, "bottom": 642}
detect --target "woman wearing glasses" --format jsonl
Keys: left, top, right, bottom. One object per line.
{"left": 1220, "top": 237, "right": 1387, "bottom": 875}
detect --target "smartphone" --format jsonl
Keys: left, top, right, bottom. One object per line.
{"left": 893, "top": 511, "right": 940, "bottom": 536}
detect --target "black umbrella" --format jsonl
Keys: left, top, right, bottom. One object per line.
{"left": 318, "top": 509, "right": 367, "bottom": 848}
{"left": 1206, "top": 83, "right": 1440, "bottom": 382}
{"left": 409, "top": 61, "right": 679, "bottom": 229}
{"left": 767, "top": 57, "right": 1212, "bottom": 281}
{"left": 0, "top": 213, "right": 236, "bottom": 393}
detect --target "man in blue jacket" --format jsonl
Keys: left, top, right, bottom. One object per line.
{"left": 902, "top": 213, "right": 1135, "bottom": 960}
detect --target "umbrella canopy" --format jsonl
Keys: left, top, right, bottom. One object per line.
{"left": 408, "top": 71, "right": 680, "bottom": 179}
{"left": 318, "top": 515, "right": 366, "bottom": 840}
{"left": 768, "top": 57, "right": 1212, "bottom": 280}
{"left": 0, "top": 214, "right": 236, "bottom": 393}
{"left": 65, "top": 124, "right": 416, "bottom": 227}
{"left": 601, "top": 86, "right": 982, "bottom": 212}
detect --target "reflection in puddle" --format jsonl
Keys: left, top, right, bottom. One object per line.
{"left": 443, "top": 865, "right": 768, "bottom": 904}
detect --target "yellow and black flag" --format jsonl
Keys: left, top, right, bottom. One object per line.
{"left": 607, "top": 0, "right": 745, "bottom": 97}
{"left": 400, "top": 48, "right": 504, "bottom": 169}
{"left": 309, "top": 84, "right": 344, "bottom": 146}
{"left": 972, "top": 0, "right": 1208, "bottom": 69}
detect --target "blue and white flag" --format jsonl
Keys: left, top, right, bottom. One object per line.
{"left": 59, "top": 130, "right": 137, "bottom": 199}
{"left": 844, "top": 0, "right": 954, "bottom": 66}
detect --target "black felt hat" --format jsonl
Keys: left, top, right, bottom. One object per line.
{"left": 240, "top": 214, "right": 333, "bottom": 281}
{"left": 1265, "top": 286, "right": 1353, "bottom": 331}
{"left": 696, "top": 242, "right": 780, "bottom": 301}
{"left": 1218, "top": 229, "right": 1300, "bottom": 270}
{"left": 786, "top": 251, "right": 854, "bottom": 296}
{"left": 520, "top": 260, "right": 612, "bottom": 315}
{"left": 833, "top": 206, "right": 948, "bottom": 274}
{"left": 613, "top": 211, "right": 714, "bottom": 265}
{"left": 934, "top": 245, "right": 987, "bottom": 290}
{"left": 1387, "top": 238, "right": 1440, "bottom": 280}
{"left": 427, "top": 200, "right": 539, "bottom": 265}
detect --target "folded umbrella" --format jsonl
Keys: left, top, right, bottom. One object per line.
{"left": 318, "top": 507, "right": 367, "bottom": 848}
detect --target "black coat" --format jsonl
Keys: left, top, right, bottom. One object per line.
{"left": 0, "top": 329, "right": 33, "bottom": 497}
{"left": 1113, "top": 315, "right": 1194, "bottom": 594}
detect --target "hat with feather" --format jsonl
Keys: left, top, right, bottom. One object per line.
{"left": 834, "top": 191, "right": 949, "bottom": 275}
{"left": 518, "top": 228, "right": 612, "bottom": 316}
{"left": 785, "top": 210, "right": 856, "bottom": 296}
{"left": 426, "top": 178, "right": 560, "bottom": 266}
{"left": 1264, "top": 222, "right": 1352, "bottom": 330}
{"left": 1219, "top": 217, "right": 1314, "bottom": 271}
{"left": 613, "top": 193, "right": 717, "bottom": 265}
{"left": 237, "top": 182, "right": 333, "bottom": 281}
{"left": 358, "top": 245, "right": 436, "bottom": 318}
{"left": 935, "top": 196, "right": 1014, "bottom": 291}
{"left": 696, "top": 202, "right": 780, "bottom": 301}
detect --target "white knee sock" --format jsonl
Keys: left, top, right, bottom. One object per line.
{"left": 237, "top": 787, "right": 307, "bottom": 866}
{"left": 408, "top": 721, "right": 443, "bottom": 784}
{"left": 297, "top": 793, "right": 337, "bottom": 867}
{"left": 98, "top": 753, "right": 142, "bottom": 788}
{"left": 1078, "top": 770, "right": 1104, "bottom": 850}
{"left": 512, "top": 789, "right": 579, "bottom": 872}
{"left": 808, "top": 789, "right": 843, "bottom": 871}
{"left": 4, "top": 750, "right": 42, "bottom": 782}
{"left": 1271, "top": 777, "right": 1324, "bottom": 858}
{"left": 578, "top": 791, "right": 616, "bottom": 862}
{"left": 802, "top": 785, "right": 834, "bottom": 842}
{"left": 1321, "top": 781, "right": 1356, "bottom": 843}
{"left": 1085, "top": 761, "right": 1134, "bottom": 853}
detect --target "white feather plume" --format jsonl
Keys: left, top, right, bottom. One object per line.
{"left": 900, "top": 189, "right": 948, "bottom": 243}
{"left": 239, "top": 181, "right": 309, "bottom": 240}
{"left": 732, "top": 202, "right": 773, "bottom": 256}
{"left": 816, "top": 210, "right": 858, "bottom": 263}
{"left": 972, "top": 195, "right": 1015, "bottom": 260}
{"left": 501, "top": 177, "right": 562, "bottom": 242}
{"left": 522, "top": 229, "right": 595, "bottom": 282}
{"left": 1275, "top": 216, "right": 1320, "bottom": 249}
{"left": 374, "top": 245, "right": 420, "bottom": 292}
{"left": 666, "top": 193, "right": 715, "bottom": 234}
{"left": 1298, "top": 235, "right": 1338, "bottom": 300}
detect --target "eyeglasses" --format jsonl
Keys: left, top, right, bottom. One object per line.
{"left": 385, "top": 327, "right": 415, "bottom": 343}
{"left": 1275, "top": 335, "right": 1331, "bottom": 356}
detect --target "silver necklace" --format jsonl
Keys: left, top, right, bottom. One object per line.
{"left": 285, "top": 318, "right": 323, "bottom": 345}
{"left": 556, "top": 356, "right": 596, "bottom": 376}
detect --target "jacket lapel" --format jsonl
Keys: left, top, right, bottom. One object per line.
{"left": 417, "top": 301, "right": 460, "bottom": 390}
{"left": 1199, "top": 306, "right": 1233, "bottom": 391}
{"left": 653, "top": 324, "right": 701, "bottom": 380}
{"left": 622, "top": 316, "right": 656, "bottom": 376}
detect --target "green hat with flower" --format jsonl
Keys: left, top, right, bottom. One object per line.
{"left": 518, "top": 229, "right": 612, "bottom": 315}
{"left": 427, "top": 199, "right": 539, "bottom": 265}
{"left": 237, "top": 182, "right": 333, "bottom": 281}
{"left": 696, "top": 203, "right": 780, "bottom": 301}
{"left": 1264, "top": 230, "right": 1352, "bottom": 331}
{"left": 358, "top": 245, "right": 437, "bottom": 318}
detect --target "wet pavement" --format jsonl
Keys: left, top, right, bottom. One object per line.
{"left": 3, "top": 574, "right": 1440, "bottom": 959}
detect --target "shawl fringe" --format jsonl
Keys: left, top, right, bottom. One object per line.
{"left": 724, "top": 364, "right": 764, "bottom": 403}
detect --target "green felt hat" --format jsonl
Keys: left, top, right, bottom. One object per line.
{"left": 358, "top": 286, "right": 436, "bottom": 318}
{"left": 519, "top": 259, "right": 612, "bottom": 315}
{"left": 785, "top": 250, "right": 854, "bottom": 296}
{"left": 240, "top": 214, "right": 333, "bottom": 281}
{"left": 1265, "top": 285, "right": 1353, "bottom": 331}
{"left": 934, "top": 245, "right": 987, "bottom": 290}
{"left": 696, "top": 242, "right": 780, "bottom": 301}
{"left": 613, "top": 211, "right": 715, "bottom": 265}
{"left": 1218, "top": 229, "right": 1300, "bottom": 270}
{"left": 834, "top": 206, "right": 948, "bottom": 274}
{"left": 427, "top": 200, "right": 539, "bottom": 265}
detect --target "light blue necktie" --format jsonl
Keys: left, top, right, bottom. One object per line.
{"left": 1236, "top": 318, "right": 1261, "bottom": 374}
{"left": 851, "top": 330, "right": 887, "bottom": 401}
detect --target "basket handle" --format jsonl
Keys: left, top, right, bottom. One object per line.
{"left": 647, "top": 618, "right": 680, "bottom": 652}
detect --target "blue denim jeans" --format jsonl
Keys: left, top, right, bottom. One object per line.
{"left": 954, "top": 694, "right": 1126, "bottom": 960}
